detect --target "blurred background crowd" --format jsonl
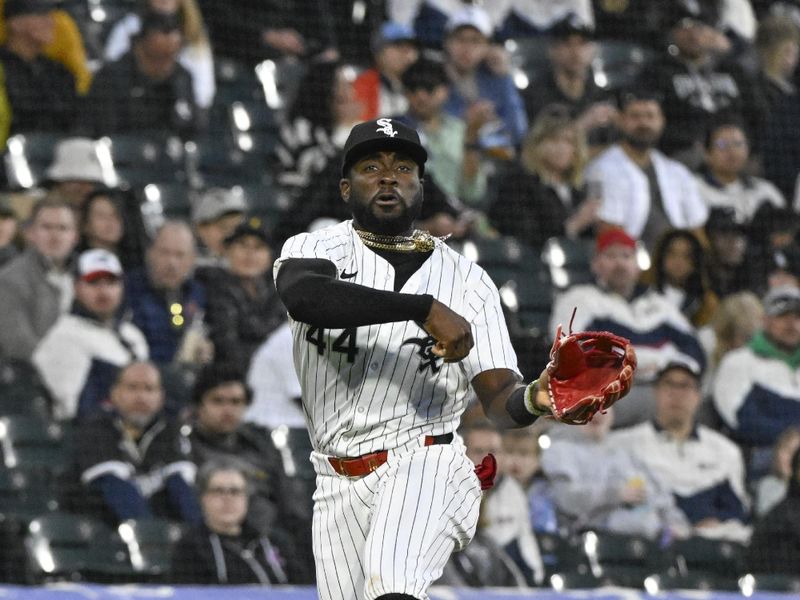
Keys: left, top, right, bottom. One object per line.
{"left": 1, "top": 0, "right": 800, "bottom": 593}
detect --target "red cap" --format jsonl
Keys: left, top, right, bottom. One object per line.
{"left": 596, "top": 229, "right": 637, "bottom": 254}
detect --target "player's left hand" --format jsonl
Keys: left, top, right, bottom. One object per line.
{"left": 424, "top": 299, "right": 474, "bottom": 362}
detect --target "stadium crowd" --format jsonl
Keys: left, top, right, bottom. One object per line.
{"left": 1, "top": 0, "right": 800, "bottom": 591}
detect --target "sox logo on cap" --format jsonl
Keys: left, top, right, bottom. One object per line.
{"left": 375, "top": 118, "right": 398, "bottom": 137}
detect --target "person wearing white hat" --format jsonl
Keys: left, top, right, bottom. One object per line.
{"left": 32, "top": 248, "right": 149, "bottom": 421}
{"left": 44, "top": 137, "right": 119, "bottom": 208}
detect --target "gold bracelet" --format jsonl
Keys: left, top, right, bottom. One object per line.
{"left": 524, "top": 379, "right": 550, "bottom": 417}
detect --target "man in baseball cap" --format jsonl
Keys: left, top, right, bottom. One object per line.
{"left": 341, "top": 117, "right": 428, "bottom": 178}
{"left": 33, "top": 248, "right": 150, "bottom": 420}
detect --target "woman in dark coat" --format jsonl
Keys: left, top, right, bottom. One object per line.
{"left": 169, "top": 458, "right": 310, "bottom": 584}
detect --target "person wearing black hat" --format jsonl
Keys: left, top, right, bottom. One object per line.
{"left": 204, "top": 217, "right": 285, "bottom": 370}
{"left": 0, "top": 0, "right": 78, "bottom": 133}
{"left": 521, "top": 14, "right": 616, "bottom": 138}
{"left": 704, "top": 206, "right": 751, "bottom": 297}
{"left": 80, "top": 8, "right": 198, "bottom": 137}
{"left": 272, "top": 117, "right": 604, "bottom": 600}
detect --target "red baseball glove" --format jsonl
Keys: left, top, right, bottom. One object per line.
{"left": 545, "top": 316, "right": 637, "bottom": 425}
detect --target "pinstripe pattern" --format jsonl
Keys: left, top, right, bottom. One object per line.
{"left": 274, "top": 219, "right": 519, "bottom": 599}
{"left": 274, "top": 220, "right": 520, "bottom": 457}
{"left": 309, "top": 438, "right": 482, "bottom": 600}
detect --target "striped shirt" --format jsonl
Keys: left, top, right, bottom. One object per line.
{"left": 275, "top": 220, "right": 520, "bottom": 457}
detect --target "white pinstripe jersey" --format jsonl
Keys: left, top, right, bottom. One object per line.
{"left": 274, "top": 220, "right": 520, "bottom": 457}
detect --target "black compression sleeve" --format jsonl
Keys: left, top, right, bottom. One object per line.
{"left": 276, "top": 258, "right": 435, "bottom": 329}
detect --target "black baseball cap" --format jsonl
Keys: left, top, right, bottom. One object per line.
{"left": 223, "top": 216, "right": 272, "bottom": 247}
{"left": 341, "top": 118, "right": 427, "bottom": 178}
{"left": 550, "top": 13, "right": 595, "bottom": 40}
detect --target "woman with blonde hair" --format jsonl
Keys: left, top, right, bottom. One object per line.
{"left": 103, "top": 0, "right": 215, "bottom": 108}
{"left": 488, "top": 105, "right": 600, "bottom": 250}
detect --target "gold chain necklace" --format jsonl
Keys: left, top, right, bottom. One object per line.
{"left": 354, "top": 228, "right": 441, "bottom": 252}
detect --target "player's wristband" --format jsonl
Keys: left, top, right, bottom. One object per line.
{"left": 506, "top": 383, "right": 538, "bottom": 426}
{"left": 524, "top": 379, "right": 550, "bottom": 417}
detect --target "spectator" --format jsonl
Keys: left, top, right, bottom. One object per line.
{"left": 275, "top": 60, "right": 362, "bottom": 198}
{"left": 747, "top": 445, "right": 800, "bottom": 574}
{"left": 753, "top": 16, "right": 799, "bottom": 113}
{"left": 125, "top": 220, "right": 208, "bottom": 365}
{"left": 442, "top": 6, "right": 528, "bottom": 155}
{"left": 43, "top": 137, "right": 119, "bottom": 210}
{"left": 82, "top": 11, "right": 198, "bottom": 137}
{"left": 501, "top": 428, "right": 558, "bottom": 534}
{"left": 399, "top": 55, "right": 488, "bottom": 207}
{"left": 640, "top": 1, "right": 750, "bottom": 164}
{"left": 169, "top": 459, "right": 310, "bottom": 584}
{"left": 704, "top": 207, "right": 751, "bottom": 297}
{"left": 649, "top": 229, "right": 719, "bottom": 327}
{"left": 0, "top": 0, "right": 78, "bottom": 133}
{"left": 462, "top": 420, "right": 544, "bottom": 586}
{"left": 204, "top": 218, "right": 285, "bottom": 369}
{"left": 754, "top": 426, "right": 800, "bottom": 517}
{"left": 612, "top": 361, "right": 751, "bottom": 542}
{"left": 550, "top": 228, "right": 706, "bottom": 427}
{"left": 0, "top": 196, "right": 20, "bottom": 266}
{"left": 695, "top": 118, "right": 785, "bottom": 225}
{"left": 521, "top": 15, "right": 616, "bottom": 141}
{"left": 746, "top": 204, "right": 800, "bottom": 295}
{"left": 104, "top": 0, "right": 215, "bottom": 110}
{"left": 200, "top": 0, "right": 338, "bottom": 65}
{"left": 713, "top": 286, "right": 800, "bottom": 466}
{"left": 489, "top": 107, "right": 598, "bottom": 250}
{"left": 701, "top": 291, "right": 764, "bottom": 389}
{"left": 33, "top": 249, "right": 148, "bottom": 421}
{"left": 76, "top": 189, "right": 142, "bottom": 271}
{"left": 191, "top": 187, "right": 247, "bottom": 270}
{"left": 246, "top": 322, "right": 304, "bottom": 430}
{"left": 386, "top": 0, "right": 507, "bottom": 49}
{"left": 0, "top": 0, "right": 91, "bottom": 93}
{"left": 188, "top": 363, "right": 291, "bottom": 534}
{"left": 69, "top": 360, "right": 201, "bottom": 524}
{"left": 353, "top": 21, "right": 417, "bottom": 121}
{"left": 585, "top": 90, "right": 707, "bottom": 251}
{"left": 0, "top": 196, "right": 77, "bottom": 360}
{"left": 542, "top": 408, "right": 690, "bottom": 540}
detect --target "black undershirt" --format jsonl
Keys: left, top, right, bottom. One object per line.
{"left": 276, "top": 249, "right": 435, "bottom": 329}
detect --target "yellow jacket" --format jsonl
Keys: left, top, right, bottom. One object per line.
{"left": 0, "top": 3, "right": 91, "bottom": 94}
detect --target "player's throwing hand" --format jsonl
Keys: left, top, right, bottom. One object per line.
{"left": 424, "top": 298, "right": 474, "bottom": 362}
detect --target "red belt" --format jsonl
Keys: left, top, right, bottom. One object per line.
{"left": 328, "top": 433, "right": 453, "bottom": 477}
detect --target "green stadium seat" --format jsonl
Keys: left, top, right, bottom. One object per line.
{"left": 0, "top": 360, "right": 53, "bottom": 420}
{"left": 106, "top": 134, "right": 187, "bottom": 186}
{"left": 537, "top": 531, "right": 592, "bottom": 577}
{"left": 0, "top": 468, "right": 59, "bottom": 522}
{"left": 671, "top": 536, "right": 746, "bottom": 575}
{"left": 582, "top": 530, "right": 668, "bottom": 589}
{"left": 0, "top": 416, "right": 68, "bottom": 473}
{"left": 548, "top": 571, "right": 602, "bottom": 591}
{"left": 137, "top": 182, "right": 192, "bottom": 223}
{"left": 3, "top": 132, "right": 63, "bottom": 189}
{"left": 592, "top": 40, "right": 657, "bottom": 91}
{"left": 542, "top": 236, "right": 594, "bottom": 290}
{"left": 740, "top": 573, "right": 800, "bottom": 594}
{"left": 117, "top": 518, "right": 187, "bottom": 581}
{"left": 24, "top": 512, "right": 134, "bottom": 583}
{"left": 506, "top": 37, "right": 550, "bottom": 91}
{"left": 188, "top": 138, "right": 269, "bottom": 187}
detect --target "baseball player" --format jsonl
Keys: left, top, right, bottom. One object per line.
{"left": 274, "top": 118, "right": 633, "bottom": 600}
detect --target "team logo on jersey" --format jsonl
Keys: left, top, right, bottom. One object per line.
{"left": 376, "top": 118, "right": 398, "bottom": 138}
{"left": 402, "top": 335, "right": 441, "bottom": 373}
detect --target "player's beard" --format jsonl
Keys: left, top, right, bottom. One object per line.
{"left": 351, "top": 187, "right": 424, "bottom": 236}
